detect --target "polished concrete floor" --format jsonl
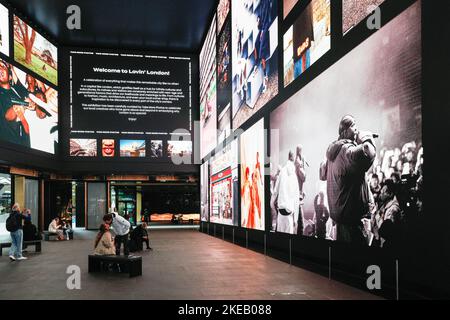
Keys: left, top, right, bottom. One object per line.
{"left": 0, "top": 229, "right": 381, "bottom": 300}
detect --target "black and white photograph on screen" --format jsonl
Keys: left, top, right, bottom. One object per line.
{"left": 0, "top": 58, "right": 58, "bottom": 154}
{"left": 217, "top": 0, "right": 230, "bottom": 34}
{"left": 150, "top": 140, "right": 163, "bottom": 158}
{"left": 283, "top": 0, "right": 331, "bottom": 87}
{"left": 231, "top": 0, "right": 278, "bottom": 130}
{"left": 270, "top": 2, "right": 421, "bottom": 249}
{"left": 343, "top": 0, "right": 386, "bottom": 34}
{"left": 70, "top": 139, "right": 97, "bottom": 157}
{"left": 200, "top": 15, "right": 217, "bottom": 159}
{"left": 240, "top": 119, "right": 265, "bottom": 231}
{"left": 201, "top": 161, "right": 209, "bottom": 222}
{"left": 210, "top": 139, "right": 238, "bottom": 226}
{"left": 0, "top": 4, "right": 9, "bottom": 57}
{"left": 167, "top": 140, "right": 192, "bottom": 159}
{"left": 216, "top": 16, "right": 232, "bottom": 128}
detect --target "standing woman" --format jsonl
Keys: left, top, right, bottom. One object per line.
{"left": 7, "top": 203, "right": 27, "bottom": 261}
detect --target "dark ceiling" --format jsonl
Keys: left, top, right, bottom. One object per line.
{"left": 6, "top": 0, "right": 217, "bottom": 53}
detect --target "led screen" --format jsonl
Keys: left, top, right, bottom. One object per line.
{"left": 0, "top": 4, "right": 9, "bottom": 57}
{"left": 201, "top": 160, "right": 209, "bottom": 222}
{"left": 270, "top": 2, "right": 421, "bottom": 248}
{"left": 343, "top": 0, "right": 386, "bottom": 34}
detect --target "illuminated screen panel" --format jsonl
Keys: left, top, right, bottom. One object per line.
{"left": 240, "top": 119, "right": 265, "bottom": 230}
{"left": 0, "top": 4, "right": 9, "bottom": 57}
{"left": 343, "top": 0, "right": 386, "bottom": 34}
{"left": 201, "top": 160, "right": 209, "bottom": 222}
{"left": 199, "top": 15, "right": 217, "bottom": 159}
{"left": 210, "top": 140, "right": 238, "bottom": 226}
{"left": 270, "top": 2, "right": 421, "bottom": 244}
{"left": 217, "top": 0, "right": 230, "bottom": 33}
{"left": 13, "top": 15, "right": 58, "bottom": 86}
{"left": 231, "top": 0, "right": 279, "bottom": 130}
{"left": 284, "top": 0, "right": 300, "bottom": 19}
{"left": 283, "top": 0, "right": 331, "bottom": 87}
{"left": 0, "top": 58, "right": 58, "bottom": 154}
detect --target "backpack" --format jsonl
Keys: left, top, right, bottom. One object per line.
{"left": 6, "top": 213, "right": 19, "bottom": 232}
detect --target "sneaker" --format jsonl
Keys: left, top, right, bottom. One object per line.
{"left": 9, "top": 255, "right": 16, "bottom": 261}
{"left": 16, "top": 257, "right": 28, "bottom": 261}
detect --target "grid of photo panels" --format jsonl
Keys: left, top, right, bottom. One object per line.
{"left": 200, "top": 0, "right": 423, "bottom": 251}
{"left": 0, "top": 5, "right": 59, "bottom": 155}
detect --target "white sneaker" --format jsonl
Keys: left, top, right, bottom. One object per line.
{"left": 16, "top": 256, "right": 27, "bottom": 261}
{"left": 9, "top": 255, "right": 16, "bottom": 261}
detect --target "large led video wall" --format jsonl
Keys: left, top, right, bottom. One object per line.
{"left": 270, "top": 2, "right": 421, "bottom": 248}
{"left": 240, "top": 119, "right": 265, "bottom": 231}
{"left": 68, "top": 50, "right": 193, "bottom": 161}
{"left": 13, "top": 15, "right": 58, "bottom": 86}
{"left": 210, "top": 139, "right": 238, "bottom": 226}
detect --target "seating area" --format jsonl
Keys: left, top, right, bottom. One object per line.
{"left": 0, "top": 240, "right": 42, "bottom": 256}
{"left": 88, "top": 254, "right": 142, "bottom": 278}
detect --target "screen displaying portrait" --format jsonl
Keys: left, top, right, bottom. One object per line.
{"left": 240, "top": 119, "right": 265, "bottom": 230}
{"left": 210, "top": 139, "right": 238, "bottom": 226}
{"left": 200, "top": 161, "right": 209, "bottom": 222}
{"left": 120, "top": 140, "right": 146, "bottom": 157}
{"left": 13, "top": 15, "right": 58, "bottom": 86}
{"left": 343, "top": 0, "right": 386, "bottom": 34}
{"left": 0, "top": 4, "right": 9, "bottom": 57}
{"left": 283, "top": 0, "right": 331, "bottom": 87}
{"left": 270, "top": 2, "right": 421, "bottom": 246}
{"left": 70, "top": 139, "right": 97, "bottom": 157}
{"left": 200, "top": 15, "right": 217, "bottom": 159}
{"left": 284, "top": 0, "right": 301, "bottom": 19}
{"left": 102, "top": 139, "right": 115, "bottom": 157}
{"left": 217, "top": 0, "right": 231, "bottom": 33}
{"left": 150, "top": 140, "right": 163, "bottom": 158}
{"left": 231, "top": 0, "right": 278, "bottom": 130}
{"left": 0, "top": 58, "right": 58, "bottom": 154}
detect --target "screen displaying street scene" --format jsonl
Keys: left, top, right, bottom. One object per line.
{"left": 0, "top": 4, "right": 9, "bottom": 57}
{"left": 217, "top": 0, "right": 231, "bottom": 33}
{"left": 167, "top": 140, "right": 192, "bottom": 159}
{"left": 0, "top": 58, "right": 58, "bottom": 154}
{"left": 232, "top": 0, "right": 278, "bottom": 130}
{"left": 120, "top": 140, "right": 145, "bottom": 157}
{"left": 284, "top": 0, "right": 300, "bottom": 18}
{"left": 13, "top": 15, "right": 58, "bottom": 86}
{"left": 210, "top": 139, "right": 238, "bottom": 226}
{"left": 70, "top": 139, "right": 97, "bottom": 157}
{"left": 343, "top": 0, "right": 386, "bottom": 34}
{"left": 200, "top": 15, "right": 217, "bottom": 159}
{"left": 270, "top": 2, "right": 421, "bottom": 249}
{"left": 240, "top": 119, "right": 265, "bottom": 230}
{"left": 201, "top": 161, "right": 209, "bottom": 222}
{"left": 283, "top": 0, "right": 331, "bottom": 87}
{"left": 217, "top": 17, "right": 232, "bottom": 140}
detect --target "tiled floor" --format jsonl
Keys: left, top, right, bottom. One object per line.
{"left": 0, "top": 229, "right": 381, "bottom": 300}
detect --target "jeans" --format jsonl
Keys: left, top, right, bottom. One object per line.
{"left": 115, "top": 234, "right": 129, "bottom": 256}
{"left": 9, "top": 229, "right": 23, "bottom": 258}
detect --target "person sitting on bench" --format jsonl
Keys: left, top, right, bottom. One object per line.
{"left": 93, "top": 223, "right": 115, "bottom": 255}
{"left": 103, "top": 211, "right": 131, "bottom": 256}
{"left": 23, "top": 217, "right": 41, "bottom": 248}
{"left": 48, "top": 217, "right": 65, "bottom": 240}
{"left": 129, "top": 222, "right": 152, "bottom": 252}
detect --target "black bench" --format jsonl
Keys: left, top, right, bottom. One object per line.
{"left": 0, "top": 240, "right": 42, "bottom": 256}
{"left": 43, "top": 230, "right": 73, "bottom": 241}
{"left": 88, "top": 255, "right": 142, "bottom": 277}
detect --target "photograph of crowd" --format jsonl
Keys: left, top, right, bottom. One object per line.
{"left": 70, "top": 139, "right": 97, "bottom": 157}
{"left": 201, "top": 161, "right": 209, "bottom": 222}
{"left": 120, "top": 140, "right": 145, "bottom": 157}
{"left": 217, "top": 17, "right": 232, "bottom": 120}
{"left": 102, "top": 139, "right": 115, "bottom": 157}
{"left": 210, "top": 139, "right": 238, "bottom": 226}
{"left": 150, "top": 140, "right": 163, "bottom": 158}
{"left": 0, "top": 58, "right": 58, "bottom": 154}
{"left": 283, "top": 0, "right": 330, "bottom": 87}
{"left": 240, "top": 119, "right": 265, "bottom": 231}
{"left": 0, "top": 4, "right": 9, "bottom": 57}
{"left": 270, "top": 2, "right": 421, "bottom": 249}
{"left": 231, "top": 0, "right": 278, "bottom": 130}
{"left": 167, "top": 140, "right": 192, "bottom": 159}
{"left": 283, "top": 0, "right": 301, "bottom": 18}
{"left": 217, "top": 0, "right": 230, "bottom": 34}
{"left": 343, "top": 0, "right": 386, "bottom": 34}
{"left": 13, "top": 15, "right": 58, "bottom": 86}
{"left": 200, "top": 15, "right": 217, "bottom": 159}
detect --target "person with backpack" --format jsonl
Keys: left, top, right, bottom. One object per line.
{"left": 6, "top": 203, "right": 28, "bottom": 261}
